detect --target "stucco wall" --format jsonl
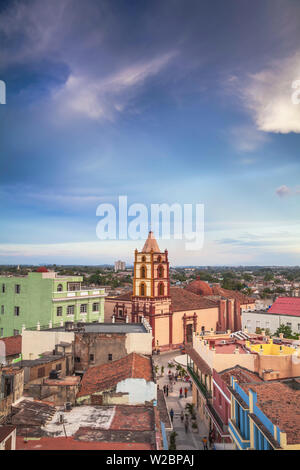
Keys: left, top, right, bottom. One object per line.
{"left": 242, "top": 311, "right": 300, "bottom": 335}
{"left": 22, "top": 330, "right": 74, "bottom": 360}
{"left": 172, "top": 307, "right": 219, "bottom": 345}
{"left": 125, "top": 332, "right": 152, "bottom": 355}
{"left": 116, "top": 378, "right": 156, "bottom": 404}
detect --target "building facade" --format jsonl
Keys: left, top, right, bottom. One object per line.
{"left": 0, "top": 269, "right": 106, "bottom": 337}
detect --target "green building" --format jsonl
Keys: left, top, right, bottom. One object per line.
{"left": 0, "top": 269, "right": 106, "bottom": 338}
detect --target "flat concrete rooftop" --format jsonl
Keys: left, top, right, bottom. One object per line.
{"left": 48, "top": 323, "right": 148, "bottom": 334}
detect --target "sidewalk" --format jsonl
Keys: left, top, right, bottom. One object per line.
{"left": 154, "top": 352, "right": 210, "bottom": 450}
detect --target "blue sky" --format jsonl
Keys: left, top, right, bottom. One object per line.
{"left": 0, "top": 0, "right": 300, "bottom": 265}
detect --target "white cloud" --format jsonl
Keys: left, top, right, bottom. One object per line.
{"left": 242, "top": 52, "right": 300, "bottom": 133}
{"left": 54, "top": 51, "right": 177, "bottom": 120}
{"left": 275, "top": 185, "right": 291, "bottom": 197}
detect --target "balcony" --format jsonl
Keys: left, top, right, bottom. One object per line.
{"left": 53, "top": 288, "right": 106, "bottom": 301}
{"left": 205, "top": 401, "right": 228, "bottom": 436}
{"left": 228, "top": 419, "right": 250, "bottom": 450}
{"left": 187, "top": 364, "right": 211, "bottom": 400}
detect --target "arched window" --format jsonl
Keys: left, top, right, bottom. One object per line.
{"left": 159, "top": 283, "right": 164, "bottom": 296}
{"left": 140, "top": 283, "right": 146, "bottom": 296}
{"left": 141, "top": 265, "right": 146, "bottom": 278}
{"left": 141, "top": 255, "right": 146, "bottom": 262}
{"left": 158, "top": 265, "right": 164, "bottom": 278}
{"left": 157, "top": 255, "right": 162, "bottom": 262}
{"left": 57, "top": 284, "right": 63, "bottom": 292}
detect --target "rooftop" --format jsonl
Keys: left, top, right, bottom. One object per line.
{"left": 219, "top": 365, "right": 262, "bottom": 386}
{"left": 242, "top": 381, "right": 300, "bottom": 445}
{"left": 0, "top": 335, "right": 22, "bottom": 357}
{"left": 141, "top": 231, "right": 161, "bottom": 253}
{"left": 19, "top": 354, "right": 64, "bottom": 368}
{"left": 170, "top": 287, "right": 218, "bottom": 312}
{"left": 267, "top": 297, "right": 300, "bottom": 317}
{"left": 0, "top": 425, "right": 16, "bottom": 442}
{"left": 49, "top": 322, "right": 147, "bottom": 334}
{"left": 77, "top": 352, "right": 153, "bottom": 398}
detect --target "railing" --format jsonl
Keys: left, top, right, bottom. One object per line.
{"left": 206, "top": 401, "right": 227, "bottom": 433}
{"left": 187, "top": 364, "right": 211, "bottom": 399}
{"left": 53, "top": 289, "right": 106, "bottom": 299}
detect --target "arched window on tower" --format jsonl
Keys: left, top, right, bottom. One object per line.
{"left": 141, "top": 265, "right": 146, "bottom": 279}
{"left": 157, "top": 255, "right": 162, "bottom": 262}
{"left": 140, "top": 283, "right": 146, "bottom": 296}
{"left": 159, "top": 283, "right": 164, "bottom": 296}
{"left": 57, "top": 284, "right": 63, "bottom": 292}
{"left": 141, "top": 255, "right": 146, "bottom": 262}
{"left": 158, "top": 265, "right": 164, "bottom": 278}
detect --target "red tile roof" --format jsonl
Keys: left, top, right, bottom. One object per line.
{"left": 242, "top": 381, "right": 300, "bottom": 445}
{"left": 16, "top": 436, "right": 152, "bottom": 450}
{"left": 219, "top": 366, "right": 262, "bottom": 386}
{"left": 77, "top": 353, "right": 153, "bottom": 398}
{"left": 1, "top": 335, "right": 22, "bottom": 357}
{"left": 170, "top": 287, "right": 218, "bottom": 312}
{"left": 267, "top": 297, "right": 300, "bottom": 317}
{"left": 0, "top": 425, "right": 16, "bottom": 443}
{"left": 211, "top": 285, "right": 255, "bottom": 305}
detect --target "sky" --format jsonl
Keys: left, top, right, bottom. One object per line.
{"left": 0, "top": 0, "right": 300, "bottom": 266}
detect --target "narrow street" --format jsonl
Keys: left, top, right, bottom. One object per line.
{"left": 153, "top": 350, "right": 210, "bottom": 451}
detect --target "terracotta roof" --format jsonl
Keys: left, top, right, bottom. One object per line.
{"left": 170, "top": 287, "right": 218, "bottom": 312}
{"left": 211, "top": 285, "right": 255, "bottom": 305}
{"left": 242, "top": 381, "right": 300, "bottom": 445}
{"left": 36, "top": 266, "right": 48, "bottom": 272}
{"left": 16, "top": 436, "right": 152, "bottom": 450}
{"left": 77, "top": 353, "right": 153, "bottom": 398}
{"left": 0, "top": 425, "right": 16, "bottom": 442}
{"left": 185, "top": 343, "right": 212, "bottom": 375}
{"left": 186, "top": 277, "right": 213, "bottom": 296}
{"left": 219, "top": 365, "right": 262, "bottom": 386}
{"left": 106, "top": 292, "right": 133, "bottom": 301}
{"left": 267, "top": 297, "right": 300, "bottom": 317}
{"left": 141, "top": 231, "right": 161, "bottom": 253}
{"left": 1, "top": 335, "right": 22, "bottom": 357}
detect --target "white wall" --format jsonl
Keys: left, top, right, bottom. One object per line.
{"left": 242, "top": 312, "right": 300, "bottom": 334}
{"left": 22, "top": 330, "right": 74, "bottom": 359}
{"left": 125, "top": 332, "right": 153, "bottom": 355}
{"left": 116, "top": 378, "right": 156, "bottom": 404}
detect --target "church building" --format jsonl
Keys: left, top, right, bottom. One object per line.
{"left": 105, "top": 232, "right": 255, "bottom": 351}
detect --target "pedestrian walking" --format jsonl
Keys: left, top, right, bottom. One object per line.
{"left": 170, "top": 408, "right": 174, "bottom": 423}
{"left": 202, "top": 436, "right": 208, "bottom": 450}
{"left": 163, "top": 385, "right": 166, "bottom": 395}
{"left": 180, "top": 411, "right": 184, "bottom": 423}
{"left": 184, "top": 387, "right": 188, "bottom": 398}
{"left": 179, "top": 387, "right": 183, "bottom": 398}
{"left": 166, "top": 385, "right": 169, "bottom": 397}
{"left": 184, "top": 418, "right": 189, "bottom": 433}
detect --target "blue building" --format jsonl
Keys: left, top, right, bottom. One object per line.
{"left": 228, "top": 378, "right": 300, "bottom": 450}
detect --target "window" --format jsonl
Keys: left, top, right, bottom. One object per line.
{"left": 75, "top": 357, "right": 80, "bottom": 363}
{"left": 0, "top": 328, "right": 3, "bottom": 337}
{"left": 141, "top": 265, "right": 146, "bottom": 278}
{"left": 2, "top": 284, "right": 5, "bottom": 293}
{"left": 56, "top": 363, "right": 62, "bottom": 371}
{"left": 118, "top": 309, "right": 123, "bottom": 316}
{"left": 15, "top": 284, "right": 21, "bottom": 294}
{"left": 140, "top": 283, "right": 145, "bottom": 296}
{"left": 159, "top": 283, "right": 164, "bottom": 296}
{"left": 56, "top": 306, "right": 63, "bottom": 317}
{"left": 13, "top": 329, "right": 19, "bottom": 336}
{"left": 93, "top": 303, "right": 99, "bottom": 312}
{"left": 89, "top": 354, "right": 94, "bottom": 362}
{"left": 287, "top": 322, "right": 292, "bottom": 328}
{"left": 67, "top": 305, "right": 75, "bottom": 315}
{"left": 141, "top": 256, "right": 146, "bottom": 262}
{"left": 57, "top": 284, "right": 63, "bottom": 292}
{"left": 80, "top": 304, "right": 87, "bottom": 313}
{"left": 67, "top": 282, "right": 80, "bottom": 291}
{"left": 157, "top": 255, "right": 162, "bottom": 262}
{"left": 14, "top": 306, "right": 20, "bottom": 316}
{"left": 108, "top": 354, "right": 113, "bottom": 361}
{"left": 1, "top": 305, "right": 4, "bottom": 315}
{"left": 158, "top": 265, "right": 164, "bottom": 278}
{"left": 38, "top": 367, "right": 45, "bottom": 378}
{"left": 298, "top": 324, "right": 300, "bottom": 332}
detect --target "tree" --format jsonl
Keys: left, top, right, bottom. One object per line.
{"left": 274, "top": 324, "right": 299, "bottom": 340}
{"left": 169, "top": 431, "right": 178, "bottom": 450}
